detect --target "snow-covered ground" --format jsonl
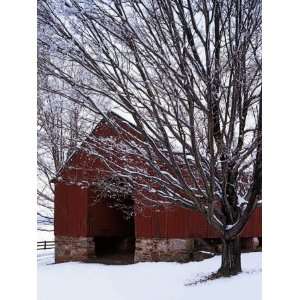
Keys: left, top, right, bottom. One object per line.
{"left": 38, "top": 250, "right": 261, "bottom": 300}
{"left": 37, "top": 230, "right": 54, "bottom": 242}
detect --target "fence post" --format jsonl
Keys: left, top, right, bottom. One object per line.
{"left": 44, "top": 241, "right": 46, "bottom": 250}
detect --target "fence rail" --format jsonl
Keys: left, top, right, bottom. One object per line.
{"left": 37, "top": 240, "right": 55, "bottom": 250}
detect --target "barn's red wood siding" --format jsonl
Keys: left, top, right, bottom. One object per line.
{"left": 135, "top": 205, "right": 262, "bottom": 239}
{"left": 55, "top": 114, "right": 262, "bottom": 240}
{"left": 54, "top": 183, "right": 88, "bottom": 237}
{"left": 242, "top": 207, "right": 262, "bottom": 237}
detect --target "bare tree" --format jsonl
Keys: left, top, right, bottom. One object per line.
{"left": 38, "top": 0, "right": 261, "bottom": 277}
{"left": 37, "top": 20, "right": 101, "bottom": 230}
{"left": 37, "top": 79, "right": 96, "bottom": 230}
{"left": 37, "top": 89, "right": 79, "bottom": 229}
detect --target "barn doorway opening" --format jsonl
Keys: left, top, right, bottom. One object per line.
{"left": 93, "top": 195, "right": 135, "bottom": 264}
{"left": 89, "top": 178, "right": 135, "bottom": 264}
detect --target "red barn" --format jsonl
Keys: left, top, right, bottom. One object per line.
{"left": 53, "top": 112, "right": 261, "bottom": 263}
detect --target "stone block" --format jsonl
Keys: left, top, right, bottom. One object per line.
{"left": 55, "top": 236, "right": 95, "bottom": 263}
{"left": 134, "top": 238, "right": 194, "bottom": 263}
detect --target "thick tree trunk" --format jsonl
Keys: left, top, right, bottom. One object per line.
{"left": 218, "top": 237, "right": 242, "bottom": 276}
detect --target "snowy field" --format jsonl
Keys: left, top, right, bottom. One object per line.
{"left": 37, "top": 230, "right": 54, "bottom": 242}
{"left": 38, "top": 250, "right": 261, "bottom": 300}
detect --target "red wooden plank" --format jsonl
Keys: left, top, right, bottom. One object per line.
{"left": 54, "top": 183, "right": 88, "bottom": 237}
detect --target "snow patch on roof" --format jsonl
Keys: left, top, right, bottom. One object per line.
{"left": 110, "top": 105, "right": 137, "bottom": 126}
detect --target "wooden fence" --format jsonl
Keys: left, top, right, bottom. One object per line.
{"left": 37, "top": 240, "right": 55, "bottom": 250}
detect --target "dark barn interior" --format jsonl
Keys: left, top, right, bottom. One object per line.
{"left": 88, "top": 187, "right": 135, "bottom": 264}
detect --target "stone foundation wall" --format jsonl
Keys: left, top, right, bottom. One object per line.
{"left": 134, "top": 237, "right": 263, "bottom": 262}
{"left": 55, "top": 236, "right": 95, "bottom": 263}
{"left": 55, "top": 236, "right": 260, "bottom": 264}
{"left": 134, "top": 238, "right": 195, "bottom": 262}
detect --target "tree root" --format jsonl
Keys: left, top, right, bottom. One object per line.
{"left": 185, "top": 269, "right": 241, "bottom": 286}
